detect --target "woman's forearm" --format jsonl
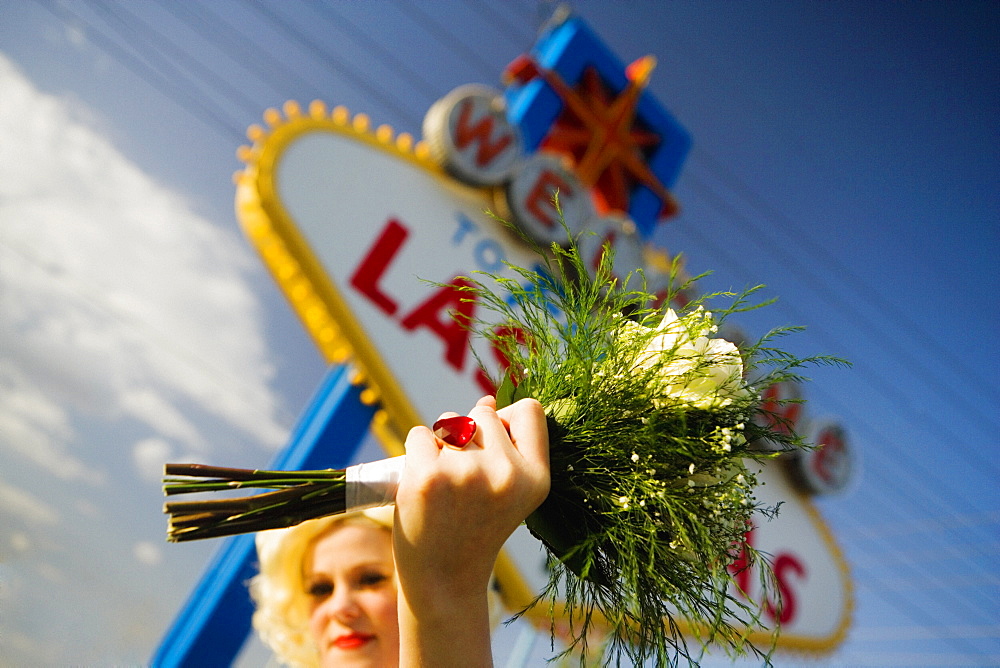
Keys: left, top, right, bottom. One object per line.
{"left": 398, "top": 585, "right": 493, "bottom": 668}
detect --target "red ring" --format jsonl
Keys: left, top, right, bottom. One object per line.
{"left": 432, "top": 415, "right": 477, "bottom": 448}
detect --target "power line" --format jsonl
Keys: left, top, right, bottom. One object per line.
{"left": 246, "top": 0, "right": 423, "bottom": 129}
{"left": 690, "top": 143, "right": 1000, "bottom": 399}
{"left": 851, "top": 577, "right": 993, "bottom": 658}
{"left": 166, "top": 0, "right": 1000, "bottom": 616}
{"left": 681, "top": 163, "right": 998, "bottom": 439}
{"left": 28, "top": 1, "right": 991, "bottom": 660}
{"left": 826, "top": 473, "right": 999, "bottom": 610}
{"left": 849, "top": 624, "right": 1000, "bottom": 642}
{"left": 676, "top": 185, "right": 1000, "bottom": 579}
{"left": 682, "top": 169, "right": 1000, "bottom": 478}
{"left": 238, "top": 1, "right": 1000, "bottom": 652}
{"left": 34, "top": 0, "right": 244, "bottom": 145}
{"left": 310, "top": 0, "right": 442, "bottom": 99}
{"left": 232, "top": 0, "right": 1000, "bottom": 560}
{"left": 835, "top": 508, "right": 1000, "bottom": 542}
{"left": 394, "top": 0, "right": 502, "bottom": 77}
{"left": 384, "top": 0, "right": 1000, "bottom": 471}
{"left": 151, "top": 0, "right": 325, "bottom": 104}
{"left": 85, "top": 0, "right": 261, "bottom": 119}
{"left": 466, "top": 0, "right": 537, "bottom": 49}
{"left": 215, "top": 1, "right": 996, "bottom": 600}
{"left": 24, "top": 1, "right": 303, "bottom": 435}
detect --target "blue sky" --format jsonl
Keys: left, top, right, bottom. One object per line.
{"left": 0, "top": 1, "right": 997, "bottom": 665}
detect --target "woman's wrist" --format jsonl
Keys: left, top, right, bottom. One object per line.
{"left": 398, "top": 584, "right": 493, "bottom": 667}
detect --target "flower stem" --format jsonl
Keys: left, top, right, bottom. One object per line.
{"left": 162, "top": 464, "right": 349, "bottom": 542}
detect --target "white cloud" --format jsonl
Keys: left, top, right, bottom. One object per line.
{"left": 121, "top": 390, "right": 203, "bottom": 449}
{"left": 0, "top": 50, "right": 297, "bottom": 667}
{"left": 132, "top": 437, "right": 172, "bottom": 482}
{"left": 0, "top": 365, "right": 95, "bottom": 482}
{"left": 0, "top": 53, "right": 290, "bottom": 491}
{"left": 0, "top": 480, "right": 60, "bottom": 527}
{"left": 132, "top": 541, "right": 163, "bottom": 566}
{"left": 73, "top": 498, "right": 101, "bottom": 519}
{"left": 35, "top": 561, "right": 67, "bottom": 585}
{"left": 9, "top": 532, "right": 31, "bottom": 553}
{"left": 64, "top": 23, "right": 86, "bottom": 49}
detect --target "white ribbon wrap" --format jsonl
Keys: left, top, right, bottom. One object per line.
{"left": 345, "top": 455, "right": 406, "bottom": 512}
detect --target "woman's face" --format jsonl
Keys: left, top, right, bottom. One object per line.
{"left": 305, "top": 523, "right": 399, "bottom": 667}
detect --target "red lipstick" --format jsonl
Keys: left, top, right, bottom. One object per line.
{"left": 333, "top": 632, "right": 374, "bottom": 650}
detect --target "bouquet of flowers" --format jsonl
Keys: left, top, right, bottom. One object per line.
{"left": 163, "top": 219, "right": 841, "bottom": 665}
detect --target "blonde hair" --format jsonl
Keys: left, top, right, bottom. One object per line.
{"left": 249, "top": 507, "right": 394, "bottom": 667}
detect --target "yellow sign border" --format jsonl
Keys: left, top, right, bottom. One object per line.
{"left": 234, "top": 100, "right": 853, "bottom": 655}
{"left": 235, "top": 100, "right": 439, "bottom": 441}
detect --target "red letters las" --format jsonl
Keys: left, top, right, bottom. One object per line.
{"left": 349, "top": 218, "right": 409, "bottom": 315}
{"left": 350, "top": 218, "right": 477, "bottom": 373}
{"left": 728, "top": 525, "right": 806, "bottom": 626}
{"left": 400, "top": 277, "right": 477, "bottom": 372}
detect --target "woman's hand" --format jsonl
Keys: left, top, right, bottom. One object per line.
{"left": 394, "top": 396, "right": 550, "bottom": 667}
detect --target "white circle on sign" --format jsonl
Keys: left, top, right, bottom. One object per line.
{"left": 504, "top": 151, "right": 592, "bottom": 245}
{"left": 577, "top": 213, "right": 645, "bottom": 286}
{"left": 423, "top": 84, "right": 523, "bottom": 186}
{"left": 791, "top": 420, "right": 855, "bottom": 495}
{"left": 750, "top": 379, "right": 805, "bottom": 453}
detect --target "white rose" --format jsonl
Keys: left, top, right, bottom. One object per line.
{"left": 628, "top": 309, "right": 749, "bottom": 409}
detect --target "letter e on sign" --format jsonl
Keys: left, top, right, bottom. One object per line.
{"left": 505, "top": 152, "right": 591, "bottom": 245}
{"left": 578, "top": 214, "right": 644, "bottom": 284}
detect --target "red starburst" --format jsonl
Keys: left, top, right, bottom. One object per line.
{"left": 533, "top": 56, "right": 678, "bottom": 218}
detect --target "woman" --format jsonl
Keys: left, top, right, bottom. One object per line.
{"left": 251, "top": 508, "right": 398, "bottom": 667}
{"left": 251, "top": 396, "right": 550, "bottom": 667}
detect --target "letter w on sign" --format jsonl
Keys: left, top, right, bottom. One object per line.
{"left": 455, "top": 98, "right": 514, "bottom": 167}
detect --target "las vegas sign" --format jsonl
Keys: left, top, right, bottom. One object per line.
{"left": 234, "top": 14, "right": 853, "bottom": 653}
